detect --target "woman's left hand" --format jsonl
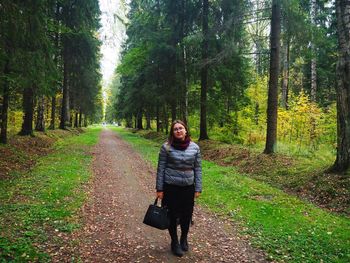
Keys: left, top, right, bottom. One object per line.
{"left": 194, "top": 192, "right": 201, "bottom": 198}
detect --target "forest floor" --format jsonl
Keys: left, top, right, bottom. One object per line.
{"left": 0, "top": 129, "right": 83, "bottom": 179}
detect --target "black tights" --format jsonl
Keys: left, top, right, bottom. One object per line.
{"left": 168, "top": 213, "right": 192, "bottom": 243}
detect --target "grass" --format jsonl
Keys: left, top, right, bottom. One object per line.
{"left": 0, "top": 127, "right": 101, "bottom": 262}
{"left": 111, "top": 126, "right": 350, "bottom": 263}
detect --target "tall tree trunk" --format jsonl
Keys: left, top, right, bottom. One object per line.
{"left": 146, "top": 110, "right": 151, "bottom": 129}
{"left": 50, "top": 1, "right": 60, "bottom": 130}
{"left": 156, "top": 103, "right": 160, "bottom": 132}
{"left": 180, "top": 0, "right": 188, "bottom": 125}
{"left": 331, "top": 0, "right": 350, "bottom": 173}
{"left": 35, "top": 96, "right": 45, "bottom": 131}
{"left": 60, "top": 0, "right": 71, "bottom": 130}
{"left": 182, "top": 45, "right": 189, "bottom": 126}
{"left": 74, "top": 111, "right": 78, "bottom": 128}
{"left": 199, "top": 0, "right": 209, "bottom": 140}
{"left": 310, "top": 0, "right": 317, "bottom": 143}
{"left": 79, "top": 109, "right": 82, "bottom": 127}
{"left": 310, "top": 58, "right": 317, "bottom": 102}
{"left": 137, "top": 109, "right": 143, "bottom": 129}
{"left": 60, "top": 53, "right": 70, "bottom": 129}
{"left": 49, "top": 96, "right": 56, "bottom": 129}
{"left": 264, "top": 0, "right": 281, "bottom": 154}
{"left": 0, "top": 60, "right": 10, "bottom": 144}
{"left": 163, "top": 105, "right": 169, "bottom": 134}
{"left": 281, "top": 38, "right": 290, "bottom": 109}
{"left": 170, "top": 101, "right": 177, "bottom": 123}
{"left": 19, "top": 87, "right": 34, "bottom": 136}
{"left": 310, "top": 0, "right": 317, "bottom": 102}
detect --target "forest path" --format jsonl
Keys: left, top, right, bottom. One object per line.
{"left": 78, "top": 128, "right": 269, "bottom": 262}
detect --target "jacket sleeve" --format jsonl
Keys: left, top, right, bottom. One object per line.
{"left": 194, "top": 147, "right": 202, "bottom": 192}
{"left": 156, "top": 143, "right": 168, "bottom": 191}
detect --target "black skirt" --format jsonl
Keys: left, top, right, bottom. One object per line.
{"left": 162, "top": 183, "right": 195, "bottom": 218}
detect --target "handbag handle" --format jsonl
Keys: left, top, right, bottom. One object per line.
{"left": 154, "top": 198, "right": 159, "bottom": 206}
{"left": 154, "top": 197, "right": 166, "bottom": 208}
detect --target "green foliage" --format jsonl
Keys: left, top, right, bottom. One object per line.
{"left": 0, "top": 127, "right": 101, "bottom": 261}
{"left": 61, "top": 0, "right": 102, "bottom": 122}
{"left": 205, "top": 75, "right": 336, "bottom": 157}
{"left": 0, "top": 0, "right": 102, "bottom": 139}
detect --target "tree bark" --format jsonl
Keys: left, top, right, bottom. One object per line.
{"left": 331, "top": 0, "right": 350, "bottom": 173}
{"left": 49, "top": 96, "right": 56, "bottom": 129}
{"left": 49, "top": 0, "right": 60, "bottom": 130}
{"left": 19, "top": 87, "right": 34, "bottom": 136}
{"left": 171, "top": 101, "right": 177, "bottom": 123}
{"left": 59, "top": 53, "right": 70, "bottom": 129}
{"left": 146, "top": 110, "right": 151, "bottom": 130}
{"left": 79, "top": 109, "right": 82, "bottom": 127}
{"left": 264, "top": 0, "right": 281, "bottom": 154}
{"left": 0, "top": 60, "right": 10, "bottom": 144}
{"left": 137, "top": 110, "right": 143, "bottom": 129}
{"left": 180, "top": 0, "right": 188, "bottom": 126}
{"left": 163, "top": 105, "right": 169, "bottom": 135}
{"left": 281, "top": 38, "right": 290, "bottom": 109}
{"left": 199, "top": 0, "right": 209, "bottom": 140}
{"left": 156, "top": 103, "right": 160, "bottom": 132}
{"left": 74, "top": 111, "right": 78, "bottom": 128}
{"left": 60, "top": 2, "right": 70, "bottom": 130}
{"left": 310, "top": 0, "right": 317, "bottom": 102}
{"left": 35, "top": 95, "right": 45, "bottom": 131}
{"left": 310, "top": 57, "right": 317, "bottom": 102}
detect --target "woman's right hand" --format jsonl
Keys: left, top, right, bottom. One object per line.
{"left": 156, "top": 191, "right": 164, "bottom": 199}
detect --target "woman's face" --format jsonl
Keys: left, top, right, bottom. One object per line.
{"left": 173, "top": 123, "right": 186, "bottom": 141}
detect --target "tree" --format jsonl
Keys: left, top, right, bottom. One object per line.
{"left": 199, "top": 0, "right": 209, "bottom": 140}
{"left": 310, "top": 0, "right": 317, "bottom": 102}
{"left": 49, "top": 0, "right": 61, "bottom": 130}
{"left": 264, "top": 0, "right": 281, "bottom": 154}
{"left": 331, "top": 0, "right": 350, "bottom": 173}
{"left": 0, "top": 60, "right": 10, "bottom": 143}
{"left": 0, "top": 1, "right": 25, "bottom": 141}
{"left": 18, "top": 1, "right": 57, "bottom": 136}
{"left": 59, "top": 0, "right": 101, "bottom": 129}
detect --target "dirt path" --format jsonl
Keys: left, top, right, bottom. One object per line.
{"left": 78, "top": 129, "right": 270, "bottom": 262}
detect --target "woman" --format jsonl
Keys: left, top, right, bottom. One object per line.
{"left": 156, "top": 120, "right": 202, "bottom": 257}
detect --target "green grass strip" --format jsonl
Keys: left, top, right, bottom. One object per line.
{"left": 0, "top": 127, "right": 101, "bottom": 262}
{"left": 112, "top": 127, "right": 350, "bottom": 263}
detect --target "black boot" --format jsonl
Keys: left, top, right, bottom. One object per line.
{"left": 180, "top": 215, "right": 191, "bottom": 252}
{"left": 180, "top": 236, "right": 189, "bottom": 251}
{"left": 169, "top": 216, "right": 183, "bottom": 257}
{"left": 171, "top": 241, "right": 184, "bottom": 257}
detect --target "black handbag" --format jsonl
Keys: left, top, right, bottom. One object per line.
{"left": 143, "top": 198, "right": 170, "bottom": 230}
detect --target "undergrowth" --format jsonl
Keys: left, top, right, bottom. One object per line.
{"left": 0, "top": 127, "right": 101, "bottom": 262}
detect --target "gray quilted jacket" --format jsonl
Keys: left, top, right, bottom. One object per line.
{"left": 156, "top": 141, "right": 202, "bottom": 192}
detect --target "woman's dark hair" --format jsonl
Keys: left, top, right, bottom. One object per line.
{"left": 168, "top": 120, "right": 190, "bottom": 144}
